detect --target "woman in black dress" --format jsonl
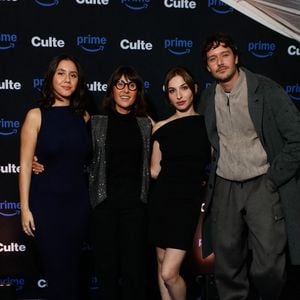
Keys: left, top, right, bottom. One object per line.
{"left": 149, "top": 67, "right": 211, "bottom": 300}
{"left": 89, "top": 66, "right": 152, "bottom": 300}
{"left": 19, "top": 54, "right": 91, "bottom": 300}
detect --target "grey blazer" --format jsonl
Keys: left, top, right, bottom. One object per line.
{"left": 88, "top": 114, "right": 152, "bottom": 209}
{"left": 199, "top": 67, "right": 300, "bottom": 264}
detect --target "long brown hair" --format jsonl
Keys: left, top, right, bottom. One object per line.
{"left": 164, "top": 66, "right": 197, "bottom": 99}
{"left": 39, "top": 54, "right": 89, "bottom": 115}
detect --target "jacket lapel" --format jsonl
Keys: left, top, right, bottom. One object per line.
{"left": 204, "top": 84, "right": 219, "bottom": 152}
{"left": 245, "top": 68, "right": 265, "bottom": 146}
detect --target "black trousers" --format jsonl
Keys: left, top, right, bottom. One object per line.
{"left": 211, "top": 175, "right": 287, "bottom": 300}
{"left": 91, "top": 198, "right": 147, "bottom": 300}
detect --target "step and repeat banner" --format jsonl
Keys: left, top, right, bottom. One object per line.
{"left": 0, "top": 1, "right": 299, "bottom": 299}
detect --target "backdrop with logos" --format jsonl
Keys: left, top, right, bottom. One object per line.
{"left": 0, "top": 1, "right": 299, "bottom": 299}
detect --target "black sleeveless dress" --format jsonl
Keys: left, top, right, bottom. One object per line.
{"left": 149, "top": 115, "right": 211, "bottom": 250}
{"left": 29, "top": 106, "right": 91, "bottom": 300}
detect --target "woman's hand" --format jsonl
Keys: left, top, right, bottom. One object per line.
{"left": 21, "top": 209, "right": 35, "bottom": 237}
{"left": 32, "top": 156, "right": 44, "bottom": 174}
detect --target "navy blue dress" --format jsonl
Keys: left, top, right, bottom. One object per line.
{"left": 29, "top": 106, "right": 91, "bottom": 300}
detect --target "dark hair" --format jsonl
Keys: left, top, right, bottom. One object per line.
{"left": 102, "top": 65, "right": 147, "bottom": 116}
{"left": 39, "top": 54, "right": 89, "bottom": 115}
{"left": 201, "top": 32, "right": 240, "bottom": 68}
{"left": 164, "top": 66, "right": 197, "bottom": 99}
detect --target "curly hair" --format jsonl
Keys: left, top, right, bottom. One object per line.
{"left": 201, "top": 32, "right": 240, "bottom": 69}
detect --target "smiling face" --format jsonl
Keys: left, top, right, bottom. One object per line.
{"left": 206, "top": 43, "right": 239, "bottom": 86}
{"left": 52, "top": 59, "right": 78, "bottom": 105}
{"left": 112, "top": 74, "right": 137, "bottom": 114}
{"left": 167, "top": 75, "right": 194, "bottom": 112}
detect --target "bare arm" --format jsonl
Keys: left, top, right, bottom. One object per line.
{"left": 150, "top": 120, "right": 170, "bottom": 179}
{"left": 150, "top": 140, "right": 162, "bottom": 179}
{"left": 19, "top": 108, "right": 41, "bottom": 236}
{"left": 150, "top": 121, "right": 163, "bottom": 181}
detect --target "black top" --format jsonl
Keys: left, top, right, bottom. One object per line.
{"left": 106, "top": 109, "right": 143, "bottom": 202}
{"left": 149, "top": 115, "right": 211, "bottom": 250}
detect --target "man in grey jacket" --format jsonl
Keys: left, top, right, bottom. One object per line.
{"left": 199, "top": 32, "right": 300, "bottom": 300}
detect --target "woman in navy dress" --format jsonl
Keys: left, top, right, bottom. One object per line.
{"left": 19, "top": 54, "right": 91, "bottom": 300}
{"left": 149, "top": 67, "right": 211, "bottom": 300}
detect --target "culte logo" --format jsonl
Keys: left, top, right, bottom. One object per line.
{"left": 121, "top": 0, "right": 150, "bottom": 10}
{"left": 248, "top": 41, "right": 276, "bottom": 58}
{"left": 0, "top": 201, "right": 20, "bottom": 217}
{"left": 0, "top": 243, "right": 26, "bottom": 252}
{"left": 0, "top": 33, "right": 17, "bottom": 50}
{"left": 164, "top": 0, "right": 196, "bottom": 9}
{"left": 164, "top": 38, "right": 193, "bottom": 55}
{"left": 208, "top": 0, "right": 233, "bottom": 14}
{"left": 34, "top": 0, "right": 59, "bottom": 6}
{"left": 286, "top": 84, "right": 300, "bottom": 101}
{"left": 287, "top": 45, "right": 300, "bottom": 56}
{"left": 75, "top": 0, "right": 109, "bottom": 4}
{"left": 31, "top": 36, "right": 65, "bottom": 48}
{"left": 87, "top": 81, "right": 108, "bottom": 92}
{"left": 0, "top": 278, "right": 24, "bottom": 292}
{"left": 0, "top": 79, "right": 21, "bottom": 90}
{"left": 77, "top": 35, "right": 107, "bottom": 52}
{"left": 37, "top": 279, "right": 48, "bottom": 288}
{"left": 0, "top": 118, "right": 20, "bottom": 136}
{"left": 120, "top": 39, "right": 153, "bottom": 51}
{"left": 0, "top": 163, "right": 20, "bottom": 174}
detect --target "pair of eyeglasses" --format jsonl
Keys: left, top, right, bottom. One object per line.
{"left": 115, "top": 80, "right": 137, "bottom": 91}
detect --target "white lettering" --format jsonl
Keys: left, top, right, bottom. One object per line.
{"left": 164, "top": 0, "right": 196, "bottom": 9}
{"left": 0, "top": 79, "right": 21, "bottom": 90}
{"left": 75, "top": 0, "right": 109, "bottom": 4}
{"left": 37, "top": 279, "right": 48, "bottom": 288}
{"left": 87, "top": 81, "right": 107, "bottom": 92}
{"left": 0, "top": 164, "right": 20, "bottom": 174}
{"left": 0, "top": 243, "right": 26, "bottom": 252}
{"left": 31, "top": 36, "right": 65, "bottom": 48}
{"left": 288, "top": 45, "right": 300, "bottom": 56}
{"left": 120, "top": 39, "right": 153, "bottom": 50}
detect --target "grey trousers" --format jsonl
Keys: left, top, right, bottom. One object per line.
{"left": 211, "top": 174, "right": 287, "bottom": 300}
